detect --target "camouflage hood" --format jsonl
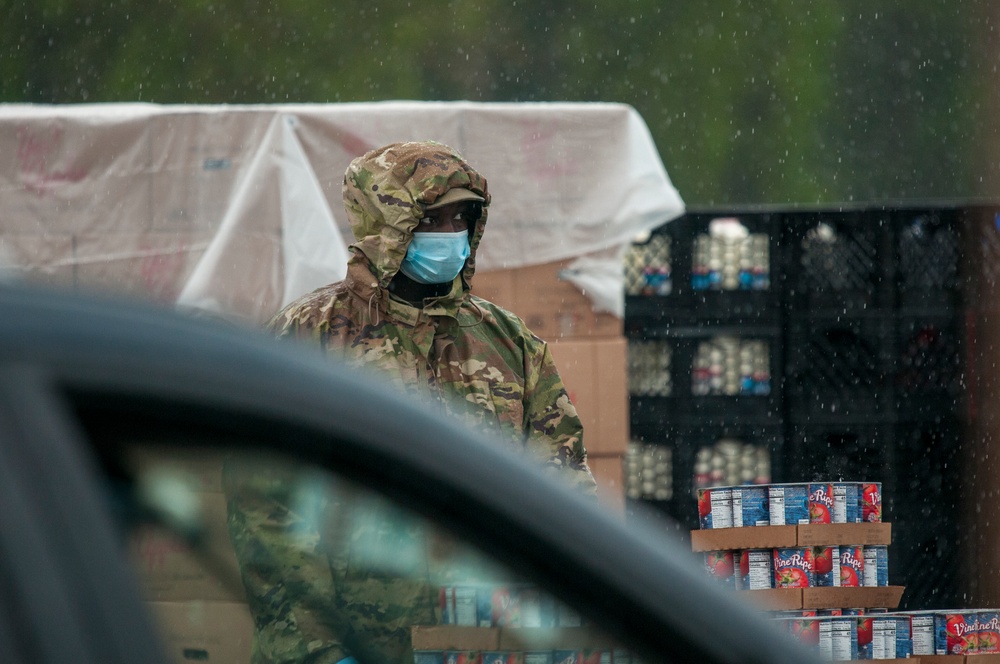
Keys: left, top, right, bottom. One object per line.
{"left": 342, "top": 141, "right": 491, "bottom": 289}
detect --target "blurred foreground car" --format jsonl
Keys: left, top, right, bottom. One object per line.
{"left": 0, "top": 283, "right": 809, "bottom": 664}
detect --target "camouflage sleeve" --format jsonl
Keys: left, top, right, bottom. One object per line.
{"left": 522, "top": 339, "right": 599, "bottom": 497}
{"left": 223, "top": 459, "right": 436, "bottom": 664}
{"left": 223, "top": 460, "right": 350, "bottom": 664}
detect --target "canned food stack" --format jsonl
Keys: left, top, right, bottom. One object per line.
{"left": 690, "top": 481, "right": 919, "bottom": 661}
{"left": 697, "top": 482, "right": 887, "bottom": 590}
{"left": 413, "top": 584, "right": 644, "bottom": 663}
{"left": 691, "top": 337, "right": 771, "bottom": 397}
{"left": 626, "top": 341, "right": 671, "bottom": 397}
{"left": 624, "top": 441, "right": 672, "bottom": 501}
{"left": 778, "top": 608, "right": 1000, "bottom": 659}
{"left": 692, "top": 438, "right": 770, "bottom": 491}
{"left": 690, "top": 218, "right": 769, "bottom": 292}
{"left": 624, "top": 233, "right": 671, "bottom": 297}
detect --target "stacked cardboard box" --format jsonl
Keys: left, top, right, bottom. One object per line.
{"left": 127, "top": 447, "right": 254, "bottom": 664}
{"left": 472, "top": 259, "right": 628, "bottom": 514}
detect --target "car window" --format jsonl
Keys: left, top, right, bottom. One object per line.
{"left": 122, "top": 441, "right": 637, "bottom": 664}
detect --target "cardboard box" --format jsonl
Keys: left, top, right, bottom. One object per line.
{"left": 690, "top": 523, "right": 892, "bottom": 552}
{"left": 410, "top": 626, "right": 621, "bottom": 652}
{"left": 690, "top": 526, "right": 798, "bottom": 553}
{"left": 411, "top": 625, "right": 500, "bottom": 651}
{"left": 742, "top": 586, "right": 905, "bottom": 611}
{"left": 548, "top": 338, "right": 628, "bottom": 456}
{"left": 129, "top": 491, "right": 246, "bottom": 602}
{"left": 473, "top": 259, "right": 623, "bottom": 340}
{"left": 796, "top": 522, "right": 892, "bottom": 547}
{"left": 588, "top": 454, "right": 625, "bottom": 515}
{"left": 146, "top": 600, "right": 253, "bottom": 664}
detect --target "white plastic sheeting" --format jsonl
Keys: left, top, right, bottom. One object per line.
{"left": 0, "top": 101, "right": 684, "bottom": 323}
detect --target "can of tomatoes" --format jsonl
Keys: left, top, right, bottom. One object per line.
{"left": 832, "top": 481, "right": 860, "bottom": 523}
{"left": 856, "top": 614, "right": 874, "bottom": 660}
{"left": 784, "top": 616, "right": 822, "bottom": 650}
{"left": 977, "top": 610, "right": 1000, "bottom": 655}
{"left": 819, "top": 616, "right": 858, "bottom": 661}
{"left": 415, "top": 652, "right": 445, "bottom": 664}
{"left": 697, "top": 487, "right": 733, "bottom": 529}
{"left": 482, "top": 653, "right": 523, "bottom": 664}
{"left": 935, "top": 610, "right": 982, "bottom": 655}
{"left": 445, "top": 651, "right": 482, "bottom": 664}
{"left": 812, "top": 545, "right": 839, "bottom": 587}
{"left": 773, "top": 547, "right": 813, "bottom": 588}
{"left": 808, "top": 483, "right": 834, "bottom": 523}
{"left": 905, "top": 610, "right": 937, "bottom": 655}
{"left": 838, "top": 545, "right": 864, "bottom": 588}
{"left": 768, "top": 483, "right": 809, "bottom": 526}
{"left": 861, "top": 482, "right": 883, "bottom": 522}
{"left": 732, "top": 485, "right": 769, "bottom": 527}
{"left": 523, "top": 653, "right": 554, "bottom": 664}
{"left": 872, "top": 614, "right": 912, "bottom": 659}
{"left": 704, "top": 550, "right": 735, "bottom": 588}
{"left": 863, "top": 545, "right": 888, "bottom": 587}
{"left": 737, "top": 549, "right": 774, "bottom": 590}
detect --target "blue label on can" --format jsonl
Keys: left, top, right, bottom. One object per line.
{"left": 873, "top": 615, "right": 912, "bottom": 659}
{"left": 524, "top": 653, "right": 554, "bottom": 664}
{"left": 482, "top": 653, "right": 519, "bottom": 664}
{"left": 698, "top": 487, "right": 733, "bottom": 529}
{"left": 738, "top": 549, "right": 774, "bottom": 590}
{"left": 552, "top": 651, "right": 577, "bottom": 664}
{"left": 819, "top": 616, "right": 859, "bottom": 661}
{"left": 833, "top": 482, "right": 860, "bottom": 523}
{"left": 863, "top": 546, "right": 889, "bottom": 587}
{"left": 769, "top": 484, "right": 809, "bottom": 525}
{"left": 732, "top": 485, "right": 769, "bottom": 527}
{"left": 415, "top": 651, "right": 445, "bottom": 664}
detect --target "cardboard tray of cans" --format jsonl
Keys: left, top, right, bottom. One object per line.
{"left": 411, "top": 625, "right": 620, "bottom": 651}
{"left": 919, "top": 657, "right": 1000, "bottom": 663}
{"left": 689, "top": 522, "right": 892, "bottom": 552}
{"left": 745, "top": 585, "right": 905, "bottom": 611}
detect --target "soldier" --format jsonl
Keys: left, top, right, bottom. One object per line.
{"left": 226, "top": 140, "right": 597, "bottom": 664}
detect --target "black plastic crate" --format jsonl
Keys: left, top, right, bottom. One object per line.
{"left": 628, "top": 324, "right": 783, "bottom": 426}
{"left": 783, "top": 211, "right": 895, "bottom": 314}
{"left": 895, "top": 314, "right": 965, "bottom": 421}
{"left": 786, "top": 422, "right": 894, "bottom": 488}
{"left": 786, "top": 314, "right": 895, "bottom": 422}
{"left": 889, "top": 419, "right": 964, "bottom": 609}
{"left": 626, "top": 422, "right": 784, "bottom": 532}
{"left": 967, "top": 205, "right": 1000, "bottom": 308}
{"left": 625, "top": 212, "right": 781, "bottom": 321}
{"left": 895, "top": 209, "right": 962, "bottom": 313}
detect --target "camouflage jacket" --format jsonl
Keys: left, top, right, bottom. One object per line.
{"left": 229, "top": 142, "right": 596, "bottom": 664}
{"left": 268, "top": 141, "right": 596, "bottom": 490}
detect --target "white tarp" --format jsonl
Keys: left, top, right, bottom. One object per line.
{"left": 0, "top": 101, "right": 684, "bottom": 323}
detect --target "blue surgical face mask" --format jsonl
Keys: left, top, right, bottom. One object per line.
{"left": 399, "top": 231, "right": 471, "bottom": 284}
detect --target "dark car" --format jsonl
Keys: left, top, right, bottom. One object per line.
{"left": 0, "top": 282, "right": 808, "bottom": 664}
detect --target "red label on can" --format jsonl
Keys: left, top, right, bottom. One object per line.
{"left": 705, "top": 550, "right": 735, "bottom": 584}
{"left": 980, "top": 612, "right": 1000, "bottom": 654}
{"left": 862, "top": 482, "right": 882, "bottom": 522}
{"left": 788, "top": 617, "right": 821, "bottom": 647}
{"left": 839, "top": 545, "right": 864, "bottom": 587}
{"left": 773, "top": 548, "right": 813, "bottom": 588}
{"left": 808, "top": 483, "right": 834, "bottom": 524}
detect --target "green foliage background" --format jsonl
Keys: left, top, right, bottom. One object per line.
{"left": 3, "top": 0, "right": 998, "bottom": 206}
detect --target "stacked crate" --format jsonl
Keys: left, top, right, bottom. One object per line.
{"left": 623, "top": 213, "right": 784, "bottom": 531}
{"left": 624, "top": 206, "right": 968, "bottom": 608}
